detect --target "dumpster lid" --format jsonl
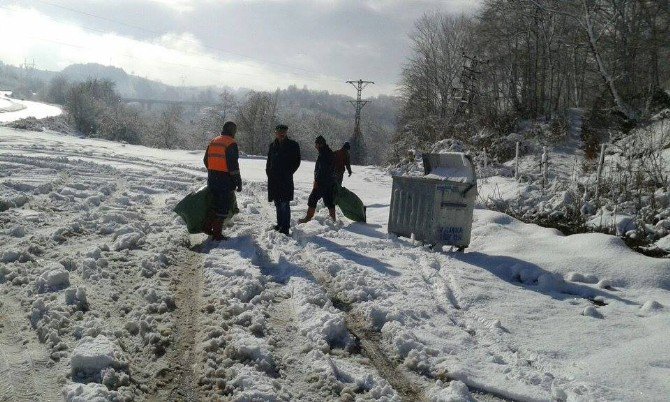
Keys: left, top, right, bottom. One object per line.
{"left": 422, "top": 152, "right": 475, "bottom": 183}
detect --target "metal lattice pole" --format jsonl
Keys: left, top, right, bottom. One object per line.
{"left": 346, "top": 79, "right": 374, "bottom": 164}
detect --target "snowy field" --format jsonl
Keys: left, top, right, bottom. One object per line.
{"left": 1, "top": 100, "right": 669, "bottom": 401}
{"left": 0, "top": 91, "right": 62, "bottom": 123}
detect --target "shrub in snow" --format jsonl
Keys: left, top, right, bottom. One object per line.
{"left": 36, "top": 268, "right": 70, "bottom": 293}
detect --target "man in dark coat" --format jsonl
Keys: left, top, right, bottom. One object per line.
{"left": 333, "top": 141, "right": 352, "bottom": 185}
{"left": 203, "top": 121, "right": 242, "bottom": 241}
{"left": 299, "top": 135, "right": 337, "bottom": 223}
{"left": 266, "top": 124, "right": 301, "bottom": 235}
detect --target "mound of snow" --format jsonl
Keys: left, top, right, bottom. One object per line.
{"left": 639, "top": 300, "right": 664, "bottom": 315}
{"left": 112, "top": 232, "right": 144, "bottom": 251}
{"left": 36, "top": 268, "right": 70, "bottom": 293}
{"left": 71, "top": 336, "right": 127, "bottom": 382}
{"left": 586, "top": 211, "right": 636, "bottom": 234}
{"left": 582, "top": 306, "right": 603, "bottom": 319}
{"left": 656, "top": 234, "right": 670, "bottom": 252}
{"left": 65, "top": 287, "right": 89, "bottom": 311}
{"left": 62, "top": 382, "right": 119, "bottom": 402}
{"left": 427, "top": 380, "right": 471, "bottom": 401}
{"left": 566, "top": 272, "right": 598, "bottom": 284}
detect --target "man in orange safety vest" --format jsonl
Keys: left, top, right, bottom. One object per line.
{"left": 203, "top": 121, "right": 242, "bottom": 241}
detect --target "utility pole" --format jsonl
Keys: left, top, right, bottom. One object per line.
{"left": 447, "top": 51, "right": 484, "bottom": 133}
{"left": 346, "top": 79, "right": 374, "bottom": 164}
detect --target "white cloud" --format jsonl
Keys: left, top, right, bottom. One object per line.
{"left": 145, "top": 0, "right": 195, "bottom": 12}
{"left": 0, "top": 5, "right": 355, "bottom": 94}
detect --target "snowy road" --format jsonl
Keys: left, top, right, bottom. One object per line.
{"left": 0, "top": 92, "right": 62, "bottom": 123}
{"left": 1, "top": 124, "right": 669, "bottom": 401}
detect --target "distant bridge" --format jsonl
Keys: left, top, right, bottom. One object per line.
{"left": 120, "top": 97, "right": 216, "bottom": 110}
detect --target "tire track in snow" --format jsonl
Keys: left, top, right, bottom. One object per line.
{"left": 242, "top": 195, "right": 426, "bottom": 402}
{"left": 0, "top": 295, "right": 62, "bottom": 402}
{"left": 160, "top": 241, "right": 205, "bottom": 401}
{"left": 242, "top": 187, "right": 520, "bottom": 402}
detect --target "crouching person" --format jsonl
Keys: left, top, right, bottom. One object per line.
{"left": 203, "top": 121, "right": 242, "bottom": 241}
{"left": 299, "top": 135, "right": 336, "bottom": 223}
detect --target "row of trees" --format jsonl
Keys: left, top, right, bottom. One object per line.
{"left": 397, "top": 0, "right": 670, "bottom": 155}
{"left": 45, "top": 76, "right": 396, "bottom": 164}
{"left": 198, "top": 87, "right": 395, "bottom": 163}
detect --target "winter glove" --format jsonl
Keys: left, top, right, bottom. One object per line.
{"left": 348, "top": 172, "right": 352, "bottom": 177}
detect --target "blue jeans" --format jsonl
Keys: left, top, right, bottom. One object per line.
{"left": 274, "top": 200, "right": 291, "bottom": 232}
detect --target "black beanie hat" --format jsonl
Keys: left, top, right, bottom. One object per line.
{"left": 315, "top": 135, "right": 326, "bottom": 145}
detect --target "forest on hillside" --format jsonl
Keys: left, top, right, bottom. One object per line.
{"left": 394, "top": 0, "right": 669, "bottom": 162}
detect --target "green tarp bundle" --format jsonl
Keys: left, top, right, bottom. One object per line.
{"left": 173, "top": 186, "right": 239, "bottom": 234}
{"left": 334, "top": 184, "right": 366, "bottom": 223}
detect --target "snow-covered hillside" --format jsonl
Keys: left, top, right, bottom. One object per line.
{"left": 0, "top": 91, "right": 62, "bottom": 123}
{"left": 1, "top": 112, "right": 669, "bottom": 400}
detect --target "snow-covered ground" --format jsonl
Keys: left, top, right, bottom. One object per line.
{"left": 0, "top": 91, "right": 62, "bottom": 122}
{"left": 1, "top": 109, "right": 669, "bottom": 401}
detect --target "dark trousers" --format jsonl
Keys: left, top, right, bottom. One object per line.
{"left": 335, "top": 171, "right": 344, "bottom": 186}
{"left": 208, "top": 172, "right": 233, "bottom": 219}
{"left": 307, "top": 184, "right": 335, "bottom": 209}
{"left": 275, "top": 200, "right": 291, "bottom": 231}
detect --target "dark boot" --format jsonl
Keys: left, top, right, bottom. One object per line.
{"left": 211, "top": 217, "right": 227, "bottom": 241}
{"left": 328, "top": 208, "right": 337, "bottom": 222}
{"left": 203, "top": 210, "right": 216, "bottom": 235}
{"left": 298, "top": 207, "right": 316, "bottom": 224}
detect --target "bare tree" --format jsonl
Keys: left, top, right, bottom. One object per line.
{"left": 236, "top": 90, "right": 278, "bottom": 155}
{"left": 153, "top": 104, "right": 184, "bottom": 149}
{"left": 399, "top": 13, "right": 474, "bottom": 143}
{"left": 197, "top": 89, "right": 238, "bottom": 146}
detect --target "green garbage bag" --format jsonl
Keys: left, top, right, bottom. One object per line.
{"left": 334, "top": 184, "right": 366, "bottom": 223}
{"left": 173, "top": 186, "right": 239, "bottom": 234}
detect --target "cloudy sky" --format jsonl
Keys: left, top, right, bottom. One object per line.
{"left": 0, "top": 0, "right": 480, "bottom": 96}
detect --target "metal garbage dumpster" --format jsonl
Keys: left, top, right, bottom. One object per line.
{"left": 388, "top": 152, "right": 477, "bottom": 249}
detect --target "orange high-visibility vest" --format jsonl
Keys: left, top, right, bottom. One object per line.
{"left": 207, "top": 135, "right": 236, "bottom": 172}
